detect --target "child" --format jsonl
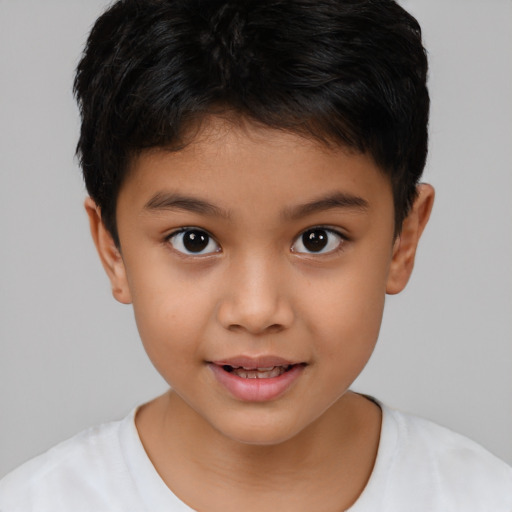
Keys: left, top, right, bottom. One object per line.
{"left": 1, "top": 0, "right": 511, "bottom": 510}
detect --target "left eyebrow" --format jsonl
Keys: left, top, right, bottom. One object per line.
{"left": 283, "top": 192, "right": 369, "bottom": 220}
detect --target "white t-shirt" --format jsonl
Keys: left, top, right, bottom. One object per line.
{"left": 1, "top": 403, "right": 511, "bottom": 512}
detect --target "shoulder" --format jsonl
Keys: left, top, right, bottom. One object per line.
{"left": 0, "top": 412, "right": 138, "bottom": 511}
{"left": 379, "top": 405, "right": 512, "bottom": 510}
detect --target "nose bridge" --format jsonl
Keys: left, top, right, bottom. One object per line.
{"left": 217, "top": 248, "right": 293, "bottom": 334}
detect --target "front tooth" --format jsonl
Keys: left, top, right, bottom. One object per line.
{"left": 238, "top": 369, "right": 257, "bottom": 378}
{"left": 232, "top": 366, "right": 288, "bottom": 379}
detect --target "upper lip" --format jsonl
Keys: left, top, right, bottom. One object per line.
{"left": 210, "top": 355, "right": 303, "bottom": 369}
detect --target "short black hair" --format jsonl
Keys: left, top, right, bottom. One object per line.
{"left": 74, "top": 0, "right": 429, "bottom": 246}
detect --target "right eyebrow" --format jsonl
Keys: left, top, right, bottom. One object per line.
{"left": 143, "top": 192, "right": 231, "bottom": 219}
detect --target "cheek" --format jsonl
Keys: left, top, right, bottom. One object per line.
{"left": 125, "top": 263, "right": 213, "bottom": 374}
{"left": 317, "top": 290, "right": 384, "bottom": 357}
{"left": 308, "top": 287, "right": 385, "bottom": 402}
{"left": 304, "top": 255, "right": 389, "bottom": 362}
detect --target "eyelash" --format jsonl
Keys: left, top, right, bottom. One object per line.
{"left": 165, "top": 226, "right": 348, "bottom": 257}
{"left": 166, "top": 228, "right": 221, "bottom": 256}
{"left": 290, "top": 227, "right": 347, "bottom": 255}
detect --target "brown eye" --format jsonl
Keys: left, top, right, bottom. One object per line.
{"left": 302, "top": 229, "right": 328, "bottom": 252}
{"left": 168, "top": 229, "right": 220, "bottom": 255}
{"left": 291, "top": 228, "right": 344, "bottom": 254}
{"left": 183, "top": 230, "right": 209, "bottom": 252}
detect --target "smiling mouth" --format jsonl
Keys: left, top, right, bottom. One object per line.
{"left": 210, "top": 360, "right": 306, "bottom": 401}
{"left": 222, "top": 364, "right": 295, "bottom": 379}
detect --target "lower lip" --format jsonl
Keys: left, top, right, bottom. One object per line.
{"left": 209, "top": 364, "right": 304, "bottom": 402}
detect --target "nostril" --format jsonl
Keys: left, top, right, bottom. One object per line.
{"left": 266, "top": 323, "right": 285, "bottom": 334}
{"left": 226, "top": 322, "right": 285, "bottom": 335}
{"left": 216, "top": 293, "right": 294, "bottom": 334}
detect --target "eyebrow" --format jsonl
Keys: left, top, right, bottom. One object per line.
{"left": 143, "top": 190, "right": 369, "bottom": 220}
{"left": 143, "top": 192, "right": 230, "bottom": 219}
{"left": 283, "top": 192, "right": 369, "bottom": 220}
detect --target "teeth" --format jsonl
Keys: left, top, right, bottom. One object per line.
{"left": 230, "top": 365, "right": 291, "bottom": 379}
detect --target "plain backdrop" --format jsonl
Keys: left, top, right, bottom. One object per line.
{"left": 1, "top": 0, "right": 511, "bottom": 478}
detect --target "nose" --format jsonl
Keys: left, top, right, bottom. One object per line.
{"left": 216, "top": 253, "right": 295, "bottom": 335}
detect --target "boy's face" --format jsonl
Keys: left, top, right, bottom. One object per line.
{"left": 88, "top": 117, "right": 432, "bottom": 445}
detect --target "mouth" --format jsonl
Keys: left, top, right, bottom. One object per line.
{"left": 208, "top": 357, "right": 306, "bottom": 402}
{"left": 221, "top": 364, "right": 295, "bottom": 379}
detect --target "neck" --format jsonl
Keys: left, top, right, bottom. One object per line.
{"left": 136, "top": 390, "right": 381, "bottom": 512}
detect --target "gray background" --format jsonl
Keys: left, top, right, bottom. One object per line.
{"left": 1, "top": 0, "right": 511, "bottom": 478}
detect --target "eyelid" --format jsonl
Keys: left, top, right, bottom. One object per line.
{"left": 166, "top": 227, "right": 221, "bottom": 256}
{"left": 291, "top": 226, "right": 348, "bottom": 255}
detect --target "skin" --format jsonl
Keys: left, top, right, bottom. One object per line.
{"left": 86, "top": 117, "right": 434, "bottom": 511}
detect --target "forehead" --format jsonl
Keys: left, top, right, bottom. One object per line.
{"left": 119, "top": 117, "right": 393, "bottom": 220}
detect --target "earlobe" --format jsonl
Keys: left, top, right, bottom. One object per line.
{"left": 386, "top": 184, "right": 435, "bottom": 295}
{"left": 84, "top": 197, "right": 132, "bottom": 304}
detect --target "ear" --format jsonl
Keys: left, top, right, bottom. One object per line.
{"left": 84, "top": 197, "right": 132, "bottom": 304}
{"left": 386, "top": 184, "right": 435, "bottom": 295}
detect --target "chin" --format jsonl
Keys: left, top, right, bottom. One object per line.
{"left": 210, "top": 411, "right": 308, "bottom": 447}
